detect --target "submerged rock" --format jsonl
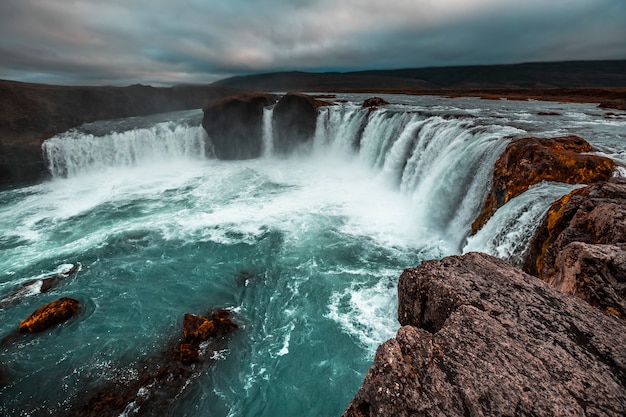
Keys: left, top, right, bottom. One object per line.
{"left": 343, "top": 252, "right": 626, "bottom": 417}
{"left": 471, "top": 135, "right": 615, "bottom": 233}
{"left": 2, "top": 296, "right": 81, "bottom": 348}
{"left": 70, "top": 309, "right": 238, "bottom": 417}
{"left": 0, "top": 365, "right": 8, "bottom": 385}
{"left": 523, "top": 178, "right": 626, "bottom": 317}
{"left": 179, "top": 309, "right": 238, "bottom": 364}
{"left": 202, "top": 93, "right": 275, "bottom": 159}
{"left": 272, "top": 92, "right": 329, "bottom": 155}
{"left": 0, "top": 263, "right": 81, "bottom": 309}
{"left": 18, "top": 297, "right": 81, "bottom": 334}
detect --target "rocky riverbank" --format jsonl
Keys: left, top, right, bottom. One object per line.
{"left": 343, "top": 252, "right": 626, "bottom": 417}
{"left": 344, "top": 182, "right": 626, "bottom": 415}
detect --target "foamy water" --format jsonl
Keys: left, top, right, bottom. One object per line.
{"left": 1, "top": 96, "right": 625, "bottom": 416}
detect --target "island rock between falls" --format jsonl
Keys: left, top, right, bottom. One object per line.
{"left": 202, "top": 92, "right": 332, "bottom": 158}
{"left": 272, "top": 93, "right": 331, "bottom": 154}
{"left": 201, "top": 93, "right": 276, "bottom": 159}
{"left": 342, "top": 252, "right": 626, "bottom": 417}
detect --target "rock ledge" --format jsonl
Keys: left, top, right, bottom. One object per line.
{"left": 343, "top": 252, "right": 626, "bottom": 417}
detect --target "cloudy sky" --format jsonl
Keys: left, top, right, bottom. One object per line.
{"left": 1, "top": 0, "right": 624, "bottom": 86}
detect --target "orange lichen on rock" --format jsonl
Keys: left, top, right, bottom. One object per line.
{"left": 179, "top": 310, "right": 238, "bottom": 364}
{"left": 532, "top": 187, "right": 588, "bottom": 277}
{"left": 522, "top": 178, "right": 626, "bottom": 318}
{"left": 471, "top": 136, "right": 615, "bottom": 234}
{"left": 182, "top": 313, "right": 216, "bottom": 341}
{"left": 18, "top": 297, "right": 81, "bottom": 333}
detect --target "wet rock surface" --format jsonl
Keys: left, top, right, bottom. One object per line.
{"left": 472, "top": 136, "right": 615, "bottom": 233}
{"left": 0, "top": 263, "right": 81, "bottom": 309}
{"left": 68, "top": 309, "right": 238, "bottom": 417}
{"left": 0, "top": 365, "right": 9, "bottom": 385}
{"left": 361, "top": 97, "right": 389, "bottom": 109}
{"left": 17, "top": 297, "right": 81, "bottom": 334}
{"left": 202, "top": 93, "right": 276, "bottom": 159}
{"left": 343, "top": 252, "right": 626, "bottom": 417}
{"left": 523, "top": 178, "right": 626, "bottom": 317}
{"left": 271, "top": 92, "right": 331, "bottom": 155}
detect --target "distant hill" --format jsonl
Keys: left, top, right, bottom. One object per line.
{"left": 213, "top": 71, "right": 436, "bottom": 92}
{"left": 213, "top": 60, "right": 626, "bottom": 91}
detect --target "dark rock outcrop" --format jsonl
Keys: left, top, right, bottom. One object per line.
{"left": 70, "top": 309, "right": 238, "bottom": 417}
{"left": 343, "top": 252, "right": 626, "bottom": 417}
{"left": 599, "top": 99, "right": 626, "bottom": 111}
{"left": 0, "top": 80, "right": 239, "bottom": 184}
{"left": 18, "top": 297, "right": 81, "bottom": 334}
{"left": 472, "top": 136, "right": 615, "bottom": 233}
{"left": 0, "top": 366, "right": 7, "bottom": 385}
{"left": 523, "top": 178, "right": 626, "bottom": 317}
{"left": 0, "top": 263, "right": 81, "bottom": 309}
{"left": 201, "top": 93, "right": 275, "bottom": 159}
{"left": 272, "top": 93, "right": 329, "bottom": 155}
{"left": 361, "top": 97, "right": 389, "bottom": 109}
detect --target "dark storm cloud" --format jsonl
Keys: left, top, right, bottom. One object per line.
{"left": 0, "top": 0, "right": 624, "bottom": 85}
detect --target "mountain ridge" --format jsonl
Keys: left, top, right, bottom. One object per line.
{"left": 213, "top": 60, "right": 626, "bottom": 90}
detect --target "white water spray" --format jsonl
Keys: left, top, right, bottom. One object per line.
{"left": 43, "top": 121, "right": 207, "bottom": 178}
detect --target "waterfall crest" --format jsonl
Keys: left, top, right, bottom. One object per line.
{"left": 42, "top": 102, "right": 530, "bottom": 252}
{"left": 43, "top": 121, "right": 207, "bottom": 178}
{"left": 313, "top": 106, "right": 523, "bottom": 249}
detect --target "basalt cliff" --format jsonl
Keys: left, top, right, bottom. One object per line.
{"left": 343, "top": 251, "right": 626, "bottom": 417}
{"left": 0, "top": 80, "right": 238, "bottom": 183}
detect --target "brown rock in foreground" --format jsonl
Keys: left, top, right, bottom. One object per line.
{"left": 343, "top": 252, "right": 626, "bottom": 417}
{"left": 71, "top": 309, "right": 238, "bottom": 417}
{"left": 523, "top": 178, "right": 626, "bottom": 317}
{"left": 202, "top": 93, "right": 276, "bottom": 159}
{"left": 18, "top": 297, "right": 81, "bottom": 333}
{"left": 472, "top": 135, "right": 615, "bottom": 233}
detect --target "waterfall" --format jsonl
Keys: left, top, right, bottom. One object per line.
{"left": 15, "top": 97, "right": 625, "bottom": 417}
{"left": 262, "top": 106, "right": 275, "bottom": 157}
{"left": 42, "top": 103, "right": 533, "bottom": 253}
{"left": 43, "top": 121, "right": 207, "bottom": 178}
{"left": 463, "top": 182, "right": 583, "bottom": 265}
{"left": 314, "top": 106, "right": 524, "bottom": 250}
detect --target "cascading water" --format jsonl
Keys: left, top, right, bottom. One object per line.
{"left": 43, "top": 117, "right": 207, "bottom": 178}
{"left": 1, "top": 95, "right": 624, "bottom": 417}
{"left": 314, "top": 106, "right": 523, "bottom": 250}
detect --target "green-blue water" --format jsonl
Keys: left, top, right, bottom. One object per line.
{"left": 1, "top": 95, "right": 624, "bottom": 416}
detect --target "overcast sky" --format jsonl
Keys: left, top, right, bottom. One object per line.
{"left": 1, "top": 0, "right": 624, "bottom": 86}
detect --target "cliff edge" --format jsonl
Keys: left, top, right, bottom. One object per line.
{"left": 343, "top": 252, "right": 626, "bottom": 417}
{"left": 0, "top": 80, "right": 238, "bottom": 184}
